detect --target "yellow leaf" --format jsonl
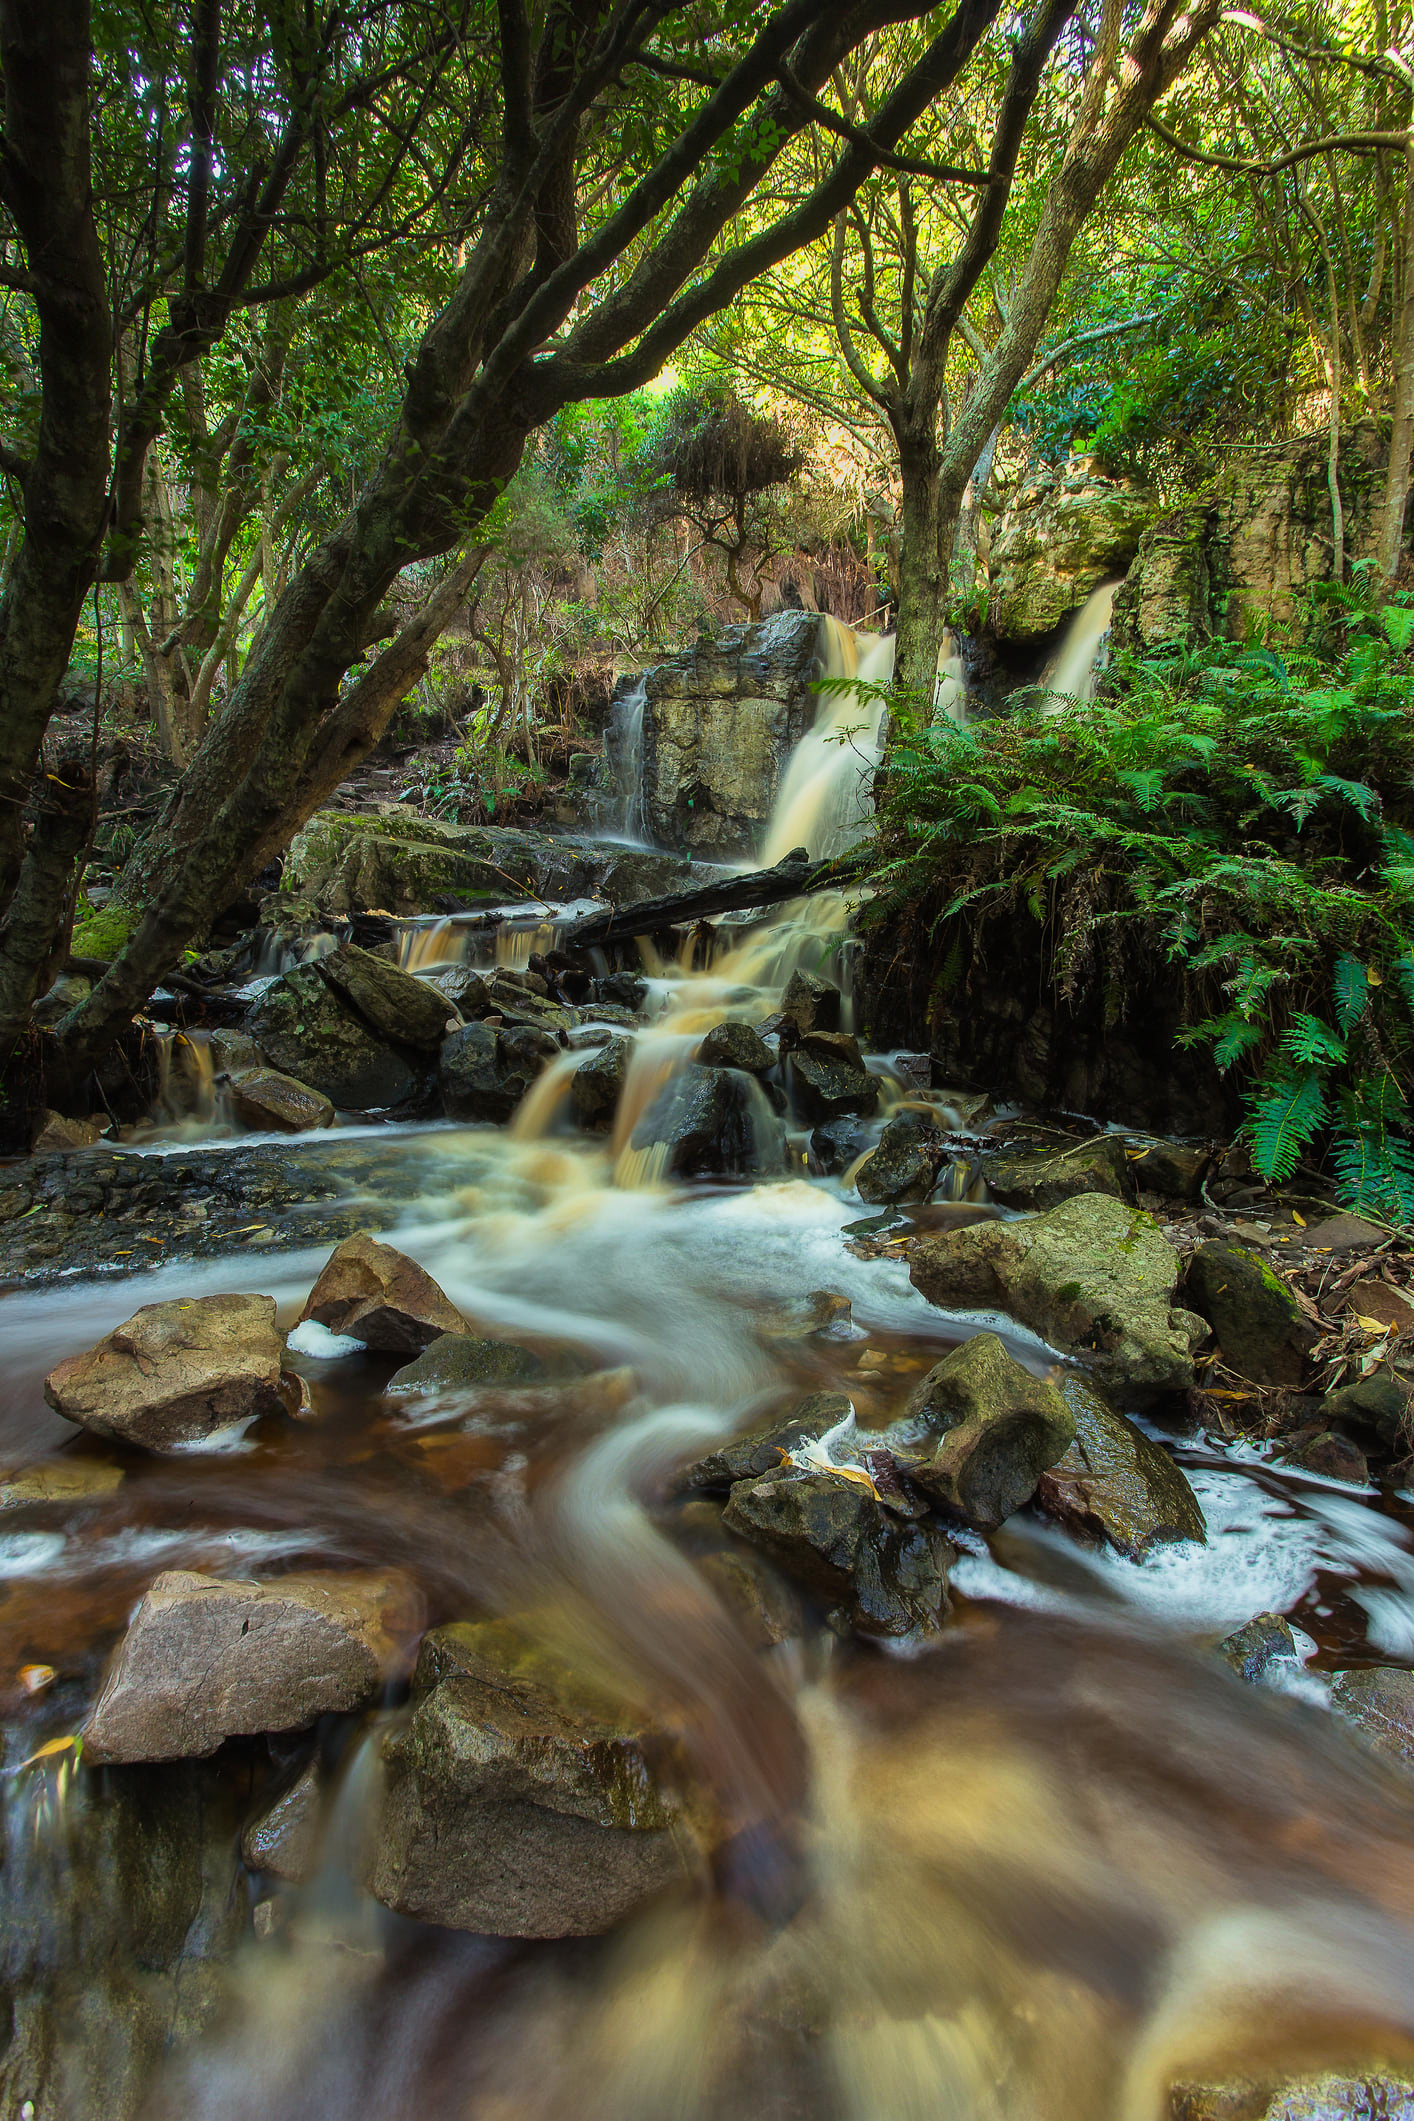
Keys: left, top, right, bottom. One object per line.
{"left": 19, "top": 1734, "right": 80, "bottom": 1769}
{"left": 1368, "top": 967, "right": 1384, "bottom": 987}
{"left": 1354, "top": 1314, "right": 1391, "bottom": 1334}
{"left": 1292, "top": 1210, "right": 1306, "bottom": 1226}
{"left": 18, "top": 1664, "right": 54, "bottom": 1694}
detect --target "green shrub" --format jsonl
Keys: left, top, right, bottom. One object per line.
{"left": 869, "top": 574, "right": 1414, "bottom": 1221}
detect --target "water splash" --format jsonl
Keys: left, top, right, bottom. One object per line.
{"left": 607, "top": 674, "right": 651, "bottom": 845}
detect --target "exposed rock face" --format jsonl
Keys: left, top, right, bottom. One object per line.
{"left": 983, "top": 1135, "right": 1134, "bottom": 1210}
{"left": 621, "top": 611, "right": 823, "bottom": 857}
{"left": 1330, "top": 1666, "right": 1414, "bottom": 1771}
{"left": 1111, "top": 422, "right": 1403, "bottom": 653}
{"left": 909, "top": 1194, "right": 1208, "bottom": 1401}
{"left": 387, "top": 1331, "right": 543, "bottom": 1393}
{"left": 33, "top": 1109, "right": 104, "bottom": 1151}
{"left": 45, "top": 1293, "right": 286, "bottom": 1450}
{"left": 722, "top": 1466, "right": 953, "bottom": 1636}
{"left": 368, "top": 1621, "right": 693, "bottom": 1937}
{"left": 229, "top": 1067, "right": 335, "bottom": 1133}
{"left": 1219, "top": 1612, "right": 1303, "bottom": 1687}
{"left": 440, "top": 1019, "right": 560, "bottom": 1123}
{"left": 570, "top": 1035, "right": 629, "bottom": 1128}
{"left": 989, "top": 456, "right": 1157, "bottom": 641}
{"left": 1185, "top": 1241, "right": 1316, "bottom": 1387}
{"left": 317, "top": 942, "right": 454, "bottom": 1050}
{"left": 0, "top": 1457, "right": 125, "bottom": 1508}
{"left": 630, "top": 1063, "right": 787, "bottom": 1180}
{"left": 679, "top": 1393, "right": 849, "bottom": 1491}
{"left": 84, "top": 1569, "right": 413, "bottom": 1762}
{"left": 300, "top": 1233, "right": 467, "bottom": 1352}
{"left": 1035, "top": 1376, "right": 1205, "bottom": 1558}
{"left": 856, "top": 1111, "right": 947, "bottom": 1204}
{"left": 780, "top": 969, "right": 842, "bottom": 1035}
{"left": 252, "top": 962, "right": 420, "bottom": 1111}
{"left": 886, "top": 1332, "right": 1075, "bottom": 1530}
{"left": 786, "top": 1031, "right": 879, "bottom": 1122}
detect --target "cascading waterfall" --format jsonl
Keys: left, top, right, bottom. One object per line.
{"left": 934, "top": 627, "right": 968, "bottom": 724}
{"left": 760, "top": 619, "right": 894, "bottom": 865}
{"left": 1043, "top": 578, "right": 1121, "bottom": 708}
{"left": 606, "top": 672, "right": 651, "bottom": 844}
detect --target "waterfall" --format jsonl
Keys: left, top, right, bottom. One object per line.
{"left": 1043, "top": 579, "right": 1120, "bottom": 709}
{"left": 934, "top": 628, "right": 967, "bottom": 725}
{"left": 606, "top": 673, "right": 650, "bottom": 843}
{"left": 759, "top": 619, "right": 894, "bottom": 865}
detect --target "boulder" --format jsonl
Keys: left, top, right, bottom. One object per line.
{"left": 387, "top": 1331, "right": 543, "bottom": 1394}
{"left": 440, "top": 1019, "right": 560, "bottom": 1123}
{"left": 1329, "top": 1666, "right": 1414, "bottom": 1771}
{"left": 989, "top": 456, "right": 1157, "bottom": 641}
{"left": 84, "top": 1568, "right": 413, "bottom": 1762}
{"left": 44, "top": 1293, "right": 286, "bottom": 1451}
{"left": 810, "top": 1115, "right": 876, "bottom": 1175}
{"left": 1320, "top": 1375, "right": 1409, "bottom": 1451}
{"left": 229, "top": 1067, "right": 335, "bottom": 1134}
{"left": 32, "top": 1109, "right": 104, "bottom": 1152}
{"left": 1034, "top": 1376, "right": 1206, "bottom": 1558}
{"left": 1219, "top": 1612, "right": 1303, "bottom": 1687}
{"left": 0, "top": 1456, "right": 125, "bottom": 1508}
{"left": 855, "top": 1111, "right": 947, "bottom": 1204}
{"left": 209, "top": 1026, "right": 261, "bottom": 1075}
{"left": 299, "top": 1233, "right": 467, "bottom": 1353}
{"left": 909, "top": 1193, "right": 1208, "bottom": 1402}
{"left": 1185, "top": 1241, "right": 1316, "bottom": 1387}
{"left": 283, "top": 808, "right": 534, "bottom": 917}
{"left": 696, "top": 1548, "right": 802, "bottom": 1649}
{"left": 1172, "top": 2076, "right": 1414, "bottom": 2121}
{"left": 252, "top": 962, "right": 418, "bottom": 1111}
{"left": 1120, "top": 1137, "right": 1213, "bottom": 1198}
{"left": 983, "top": 1135, "right": 1134, "bottom": 1210}
{"left": 241, "top": 1758, "right": 324, "bottom": 1882}
{"left": 697, "top": 1020, "right": 773, "bottom": 1074}
{"left": 787, "top": 1032, "right": 879, "bottom": 1123}
{"left": 722, "top": 1466, "right": 953, "bottom": 1636}
{"left": 885, "top": 1332, "right": 1075, "bottom": 1530}
{"left": 1283, "top": 1429, "right": 1369, "bottom": 1483}
{"left": 629, "top": 1063, "right": 786, "bottom": 1181}
{"left": 368, "top": 1620, "right": 693, "bottom": 1936}
{"left": 570, "top": 1035, "right": 629, "bottom": 1130}
{"left": 317, "top": 941, "right": 455, "bottom": 1050}
{"left": 780, "top": 969, "right": 842, "bottom": 1035}
{"left": 679, "top": 1393, "right": 850, "bottom": 1491}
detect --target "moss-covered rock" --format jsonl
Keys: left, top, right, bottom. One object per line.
{"left": 909, "top": 1193, "right": 1208, "bottom": 1401}
{"left": 1184, "top": 1241, "right": 1316, "bottom": 1387}
{"left": 70, "top": 903, "right": 140, "bottom": 962}
{"left": 989, "top": 458, "right": 1158, "bottom": 642}
{"left": 252, "top": 962, "right": 420, "bottom": 1110}
{"left": 386, "top": 1330, "right": 543, "bottom": 1393}
{"left": 983, "top": 1134, "right": 1135, "bottom": 1210}
{"left": 1036, "top": 1375, "right": 1205, "bottom": 1558}
{"left": 885, "top": 1331, "right": 1075, "bottom": 1530}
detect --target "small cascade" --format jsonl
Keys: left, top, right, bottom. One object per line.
{"left": 1043, "top": 579, "right": 1121, "bottom": 709}
{"left": 933, "top": 628, "right": 968, "bottom": 724}
{"left": 760, "top": 620, "right": 894, "bottom": 865}
{"left": 605, "top": 673, "right": 650, "bottom": 844}
{"left": 148, "top": 1028, "right": 228, "bottom": 1134}
{"left": 399, "top": 918, "right": 468, "bottom": 974}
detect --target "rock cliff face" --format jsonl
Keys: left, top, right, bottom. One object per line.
{"left": 1112, "top": 420, "right": 1399, "bottom": 652}
{"left": 611, "top": 610, "right": 823, "bottom": 857}
{"left": 988, "top": 457, "right": 1157, "bottom": 642}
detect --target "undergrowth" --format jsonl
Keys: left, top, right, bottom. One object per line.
{"left": 868, "top": 571, "right": 1414, "bottom": 1223}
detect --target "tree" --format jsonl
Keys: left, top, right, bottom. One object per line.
{"left": 652, "top": 382, "right": 802, "bottom": 617}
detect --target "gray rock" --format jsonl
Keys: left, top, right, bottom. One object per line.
{"left": 252, "top": 962, "right": 417, "bottom": 1110}
{"left": 229, "top": 1067, "right": 335, "bottom": 1133}
{"left": 439, "top": 1019, "right": 560, "bottom": 1123}
{"left": 780, "top": 970, "right": 842, "bottom": 1035}
{"left": 44, "top": 1293, "right": 286, "bottom": 1451}
{"left": 909, "top": 1193, "right": 1208, "bottom": 1402}
{"left": 1322, "top": 1374, "right": 1410, "bottom": 1450}
{"left": 84, "top": 1569, "right": 413, "bottom": 1762}
{"left": 1283, "top": 1429, "right": 1369, "bottom": 1483}
{"left": 787, "top": 1032, "right": 879, "bottom": 1123}
{"left": 629, "top": 1062, "right": 786, "bottom": 1180}
{"left": 1119, "top": 1136, "right": 1213, "bottom": 1198}
{"left": 1330, "top": 1666, "right": 1414, "bottom": 1770}
{"left": 1034, "top": 1375, "right": 1206, "bottom": 1558}
{"left": 989, "top": 457, "right": 1157, "bottom": 641}
{"left": 679, "top": 1393, "right": 850, "bottom": 1491}
{"left": 1185, "top": 1241, "right": 1316, "bottom": 1387}
{"left": 697, "top": 1020, "right": 773, "bottom": 1074}
{"left": 317, "top": 941, "right": 455, "bottom": 1050}
{"left": 856, "top": 1111, "right": 947, "bottom": 1204}
{"left": 810, "top": 1116, "right": 875, "bottom": 1175}
{"left": 368, "top": 1620, "right": 692, "bottom": 1936}
{"left": 241, "top": 1758, "right": 324, "bottom": 1881}
{"left": 387, "top": 1330, "right": 543, "bottom": 1394}
{"left": 983, "top": 1134, "right": 1134, "bottom": 1210}
{"left": 722, "top": 1467, "right": 953, "bottom": 1637}
{"left": 570, "top": 1035, "right": 629, "bottom": 1129}
{"left": 299, "top": 1232, "right": 468, "bottom": 1353}
{"left": 886, "top": 1332, "right": 1075, "bottom": 1530}
{"left": 1219, "top": 1612, "right": 1302, "bottom": 1687}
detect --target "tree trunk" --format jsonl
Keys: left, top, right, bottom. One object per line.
{"left": 0, "top": 752, "right": 93, "bottom": 1064}
{"left": 1378, "top": 142, "right": 1414, "bottom": 587}
{"left": 891, "top": 419, "right": 948, "bottom": 712}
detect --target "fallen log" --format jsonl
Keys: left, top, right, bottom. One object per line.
{"left": 562, "top": 846, "right": 866, "bottom": 950}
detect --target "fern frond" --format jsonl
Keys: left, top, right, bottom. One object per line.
{"left": 1245, "top": 1067, "right": 1329, "bottom": 1181}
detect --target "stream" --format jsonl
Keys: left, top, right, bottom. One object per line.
{"left": 4, "top": 618, "right": 1414, "bottom": 2120}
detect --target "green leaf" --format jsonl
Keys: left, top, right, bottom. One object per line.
{"left": 1245, "top": 1067, "right": 1328, "bottom": 1181}
{"left": 1332, "top": 954, "right": 1370, "bottom": 1035}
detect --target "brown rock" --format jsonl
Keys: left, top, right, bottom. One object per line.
{"left": 1329, "top": 1666, "right": 1414, "bottom": 1771}
{"left": 84, "top": 1568, "right": 416, "bottom": 1762}
{"left": 886, "top": 1332, "right": 1075, "bottom": 1530}
{"left": 317, "top": 941, "right": 453, "bottom": 1051}
{"left": 299, "top": 1232, "right": 467, "bottom": 1353}
{"left": 229, "top": 1067, "right": 336, "bottom": 1133}
{"left": 32, "top": 1109, "right": 103, "bottom": 1152}
{"left": 1035, "top": 1376, "right": 1206, "bottom": 1558}
{"left": 241, "top": 1757, "right": 325, "bottom": 1881}
{"left": 0, "top": 1456, "right": 125, "bottom": 1509}
{"left": 44, "top": 1293, "right": 286, "bottom": 1451}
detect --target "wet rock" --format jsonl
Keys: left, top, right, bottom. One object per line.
{"left": 1264, "top": 2077, "right": 1414, "bottom": 2120}
{"left": 983, "top": 1134, "right": 1134, "bottom": 1210}
{"left": 810, "top": 1115, "right": 875, "bottom": 1175}
{"left": 1329, "top": 1666, "right": 1414, "bottom": 1770}
{"left": 32, "top": 1109, "right": 104, "bottom": 1151}
{"left": 299, "top": 1232, "right": 467, "bottom": 1353}
{"left": 1121, "top": 1136, "right": 1213, "bottom": 1198}
{"left": 679, "top": 1393, "right": 850, "bottom": 1491}
{"left": 387, "top": 1330, "right": 543, "bottom": 1393}
{"left": 787, "top": 1032, "right": 879, "bottom": 1123}
{"left": 368, "top": 1620, "right": 693, "bottom": 1936}
{"left": 318, "top": 940, "right": 455, "bottom": 1050}
{"left": 253, "top": 962, "right": 418, "bottom": 1110}
{"left": 84, "top": 1568, "right": 414, "bottom": 1762}
{"left": 241, "top": 1757, "right": 324, "bottom": 1881}
{"left": 1218, "top": 1612, "right": 1303, "bottom": 1687}
{"left": 45, "top": 1292, "right": 286, "bottom": 1451}
{"left": 697, "top": 1019, "right": 773, "bottom": 1074}
{"left": 885, "top": 1332, "right": 1074, "bottom": 1530}
{"left": 229, "top": 1067, "right": 335, "bottom": 1133}
{"left": 780, "top": 970, "right": 842, "bottom": 1035}
{"left": 1283, "top": 1429, "right": 1369, "bottom": 1483}
{"left": 1322, "top": 1374, "right": 1410, "bottom": 1451}
{"left": 755, "top": 1290, "right": 857, "bottom": 1345}
{"left": 856, "top": 1111, "right": 947, "bottom": 1204}
{"left": 596, "top": 970, "right": 648, "bottom": 1012}
{"left": 1035, "top": 1375, "right": 1206, "bottom": 1559}
{"left": 428, "top": 966, "right": 492, "bottom": 1016}
{"left": 484, "top": 967, "right": 576, "bottom": 1036}
{"left": 570, "top": 1035, "right": 629, "bottom": 1129}
{"left": 439, "top": 1019, "right": 560, "bottom": 1123}
{"left": 210, "top": 1026, "right": 261, "bottom": 1075}
{"left": 697, "top": 1547, "right": 802, "bottom": 1648}
{"left": 630, "top": 1062, "right": 786, "bottom": 1180}
{"left": 722, "top": 1467, "right": 953, "bottom": 1636}
{"left": 1185, "top": 1241, "right": 1316, "bottom": 1387}
{"left": 283, "top": 808, "right": 530, "bottom": 917}
{"left": 0, "top": 1456, "right": 125, "bottom": 1509}
{"left": 909, "top": 1193, "right": 1208, "bottom": 1402}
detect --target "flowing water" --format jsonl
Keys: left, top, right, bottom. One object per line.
{"left": 1044, "top": 579, "right": 1121, "bottom": 708}
{"left": 5, "top": 622, "right": 1414, "bottom": 2119}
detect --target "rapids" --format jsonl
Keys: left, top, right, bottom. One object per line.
{"left": 4, "top": 621, "right": 1414, "bottom": 2121}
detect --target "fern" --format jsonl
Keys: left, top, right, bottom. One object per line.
{"left": 1332, "top": 953, "right": 1370, "bottom": 1034}
{"left": 1280, "top": 1012, "right": 1346, "bottom": 1065}
{"left": 1332, "top": 1077, "right": 1414, "bottom": 1224}
{"left": 1247, "top": 1067, "right": 1329, "bottom": 1181}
